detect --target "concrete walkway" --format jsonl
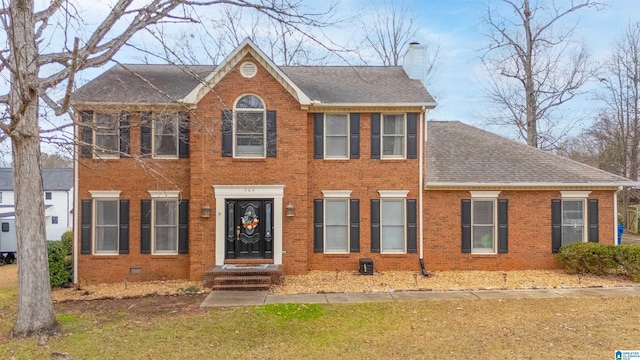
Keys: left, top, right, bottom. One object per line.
{"left": 200, "top": 286, "right": 640, "bottom": 307}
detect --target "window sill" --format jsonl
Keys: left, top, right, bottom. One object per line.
{"left": 379, "top": 253, "right": 410, "bottom": 257}
{"left": 322, "top": 253, "right": 351, "bottom": 257}
{"left": 88, "top": 254, "right": 119, "bottom": 259}
{"left": 232, "top": 158, "right": 266, "bottom": 162}
{"left": 470, "top": 253, "right": 499, "bottom": 257}
{"left": 150, "top": 255, "right": 181, "bottom": 259}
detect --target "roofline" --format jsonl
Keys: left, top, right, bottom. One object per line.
{"left": 311, "top": 102, "right": 437, "bottom": 108}
{"left": 182, "top": 38, "right": 312, "bottom": 105}
{"left": 72, "top": 101, "right": 191, "bottom": 108}
{"left": 425, "top": 182, "right": 638, "bottom": 188}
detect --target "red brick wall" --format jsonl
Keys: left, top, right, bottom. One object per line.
{"left": 307, "top": 112, "right": 422, "bottom": 273}
{"left": 77, "top": 111, "right": 192, "bottom": 284}
{"left": 423, "top": 189, "right": 615, "bottom": 271}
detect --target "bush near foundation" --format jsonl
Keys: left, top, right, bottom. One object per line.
{"left": 48, "top": 230, "right": 73, "bottom": 287}
{"left": 557, "top": 242, "right": 640, "bottom": 281}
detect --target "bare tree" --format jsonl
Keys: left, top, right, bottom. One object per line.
{"left": 0, "top": 0, "right": 329, "bottom": 338}
{"left": 480, "top": 0, "right": 602, "bottom": 148}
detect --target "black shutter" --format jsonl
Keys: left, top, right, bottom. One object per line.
{"left": 221, "top": 110, "right": 233, "bottom": 157}
{"left": 407, "top": 199, "right": 417, "bottom": 253}
{"left": 371, "top": 199, "right": 381, "bottom": 253}
{"left": 178, "top": 112, "right": 190, "bottom": 158}
{"left": 551, "top": 199, "right": 562, "bottom": 253}
{"left": 81, "top": 199, "right": 92, "bottom": 254}
{"left": 179, "top": 200, "right": 189, "bottom": 254}
{"left": 588, "top": 199, "right": 599, "bottom": 243}
{"left": 81, "top": 111, "right": 93, "bottom": 158}
{"left": 266, "top": 110, "right": 277, "bottom": 157}
{"left": 119, "top": 111, "right": 130, "bottom": 157}
{"left": 140, "top": 199, "right": 151, "bottom": 254}
{"left": 407, "top": 113, "right": 418, "bottom": 159}
{"left": 350, "top": 199, "right": 360, "bottom": 253}
{"left": 461, "top": 199, "right": 471, "bottom": 253}
{"left": 119, "top": 199, "right": 130, "bottom": 254}
{"left": 350, "top": 113, "right": 360, "bottom": 159}
{"left": 314, "top": 113, "right": 324, "bottom": 159}
{"left": 371, "top": 113, "right": 381, "bottom": 159}
{"left": 140, "top": 112, "right": 152, "bottom": 156}
{"left": 498, "top": 199, "right": 508, "bottom": 253}
{"left": 314, "top": 199, "right": 323, "bottom": 252}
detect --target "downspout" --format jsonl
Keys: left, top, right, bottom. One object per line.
{"left": 73, "top": 118, "right": 79, "bottom": 284}
{"left": 418, "top": 107, "right": 428, "bottom": 276}
{"left": 614, "top": 187, "right": 620, "bottom": 245}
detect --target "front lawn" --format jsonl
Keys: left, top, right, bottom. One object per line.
{"left": 0, "top": 284, "right": 639, "bottom": 359}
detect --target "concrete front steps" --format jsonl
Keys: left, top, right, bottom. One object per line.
{"left": 204, "top": 264, "right": 284, "bottom": 291}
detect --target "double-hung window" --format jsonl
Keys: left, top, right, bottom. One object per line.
{"left": 552, "top": 191, "right": 596, "bottom": 252}
{"left": 561, "top": 199, "right": 585, "bottom": 246}
{"left": 95, "top": 200, "right": 119, "bottom": 253}
{"left": 324, "top": 114, "right": 349, "bottom": 159}
{"left": 94, "top": 113, "right": 120, "bottom": 158}
{"left": 381, "top": 198, "right": 405, "bottom": 253}
{"left": 153, "top": 113, "right": 179, "bottom": 158}
{"left": 87, "top": 190, "right": 123, "bottom": 255}
{"left": 325, "top": 198, "right": 349, "bottom": 253}
{"left": 154, "top": 199, "right": 178, "bottom": 253}
{"left": 314, "top": 190, "right": 359, "bottom": 253}
{"left": 472, "top": 199, "right": 496, "bottom": 253}
{"left": 235, "top": 94, "right": 266, "bottom": 157}
{"left": 382, "top": 114, "right": 405, "bottom": 158}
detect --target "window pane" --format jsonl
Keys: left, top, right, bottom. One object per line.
{"left": 382, "top": 226, "right": 404, "bottom": 252}
{"left": 383, "top": 115, "right": 404, "bottom": 135}
{"left": 236, "top": 95, "right": 264, "bottom": 109}
{"left": 326, "top": 114, "right": 348, "bottom": 135}
{"left": 562, "top": 225, "right": 583, "bottom": 246}
{"left": 326, "top": 200, "right": 348, "bottom": 225}
{"left": 96, "top": 227, "right": 118, "bottom": 252}
{"left": 473, "top": 226, "right": 494, "bottom": 252}
{"left": 95, "top": 113, "right": 119, "bottom": 155}
{"left": 326, "top": 226, "right": 348, "bottom": 252}
{"left": 236, "top": 112, "right": 264, "bottom": 133}
{"left": 236, "top": 111, "right": 264, "bottom": 156}
{"left": 473, "top": 200, "right": 494, "bottom": 225}
{"left": 382, "top": 200, "right": 403, "bottom": 225}
{"left": 155, "top": 226, "right": 177, "bottom": 251}
{"left": 96, "top": 201, "right": 118, "bottom": 225}
{"left": 562, "top": 200, "right": 584, "bottom": 225}
{"left": 155, "top": 201, "right": 177, "bottom": 226}
{"left": 154, "top": 115, "right": 178, "bottom": 156}
{"left": 382, "top": 135, "right": 404, "bottom": 156}
{"left": 326, "top": 137, "right": 348, "bottom": 157}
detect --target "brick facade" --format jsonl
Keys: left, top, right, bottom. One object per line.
{"left": 75, "top": 48, "right": 620, "bottom": 285}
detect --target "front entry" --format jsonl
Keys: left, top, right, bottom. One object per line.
{"left": 225, "top": 199, "right": 274, "bottom": 259}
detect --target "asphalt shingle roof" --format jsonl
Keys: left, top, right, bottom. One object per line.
{"left": 73, "top": 64, "right": 435, "bottom": 105}
{"left": 425, "top": 121, "right": 635, "bottom": 186}
{"left": 0, "top": 168, "right": 73, "bottom": 191}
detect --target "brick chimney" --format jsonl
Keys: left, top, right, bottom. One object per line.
{"left": 402, "top": 42, "right": 427, "bottom": 83}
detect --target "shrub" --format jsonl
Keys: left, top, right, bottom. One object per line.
{"left": 614, "top": 245, "right": 640, "bottom": 282}
{"left": 557, "top": 242, "right": 617, "bottom": 275}
{"left": 48, "top": 231, "right": 73, "bottom": 288}
{"left": 558, "top": 242, "right": 640, "bottom": 282}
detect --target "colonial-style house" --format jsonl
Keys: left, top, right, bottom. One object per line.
{"left": 71, "top": 39, "right": 635, "bottom": 286}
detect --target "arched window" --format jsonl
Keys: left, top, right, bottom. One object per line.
{"left": 234, "top": 94, "right": 266, "bottom": 157}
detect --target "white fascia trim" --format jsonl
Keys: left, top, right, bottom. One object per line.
{"left": 426, "top": 182, "right": 629, "bottom": 188}
{"left": 148, "top": 190, "right": 181, "bottom": 198}
{"left": 560, "top": 191, "right": 592, "bottom": 198}
{"left": 378, "top": 190, "right": 409, "bottom": 198}
{"left": 470, "top": 191, "right": 501, "bottom": 198}
{"left": 312, "top": 102, "right": 437, "bottom": 108}
{"left": 322, "top": 190, "right": 352, "bottom": 198}
{"left": 182, "top": 38, "right": 311, "bottom": 105}
{"left": 89, "top": 190, "right": 122, "bottom": 198}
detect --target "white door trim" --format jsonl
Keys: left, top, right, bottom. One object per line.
{"left": 213, "top": 185, "right": 285, "bottom": 265}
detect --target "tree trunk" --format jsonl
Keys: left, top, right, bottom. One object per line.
{"left": 8, "top": 0, "right": 58, "bottom": 337}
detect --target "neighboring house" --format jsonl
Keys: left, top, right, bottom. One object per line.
{"left": 71, "top": 39, "right": 635, "bottom": 284}
{"left": 0, "top": 168, "right": 73, "bottom": 241}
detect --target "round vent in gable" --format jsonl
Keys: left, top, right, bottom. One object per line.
{"left": 240, "top": 61, "right": 258, "bottom": 78}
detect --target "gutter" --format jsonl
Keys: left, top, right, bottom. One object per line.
{"left": 425, "top": 182, "right": 636, "bottom": 188}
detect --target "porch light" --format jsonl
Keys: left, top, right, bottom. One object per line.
{"left": 285, "top": 202, "right": 295, "bottom": 217}
{"left": 201, "top": 203, "right": 211, "bottom": 218}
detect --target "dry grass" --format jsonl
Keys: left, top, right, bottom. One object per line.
{"left": 0, "top": 264, "right": 17, "bottom": 288}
